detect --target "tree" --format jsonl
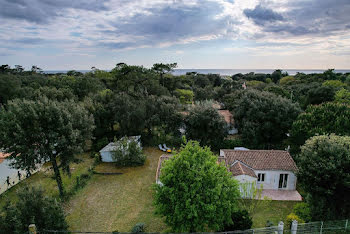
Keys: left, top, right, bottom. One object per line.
{"left": 334, "top": 88, "right": 350, "bottom": 104}
{"left": 0, "top": 98, "right": 94, "bottom": 197}
{"left": 304, "top": 85, "right": 335, "bottom": 107}
{"left": 152, "top": 63, "right": 177, "bottom": 86}
{"left": 322, "top": 80, "right": 346, "bottom": 89}
{"left": 233, "top": 90, "right": 301, "bottom": 148}
{"left": 175, "top": 89, "right": 194, "bottom": 104}
{"left": 185, "top": 105, "right": 227, "bottom": 149}
{"left": 290, "top": 102, "right": 350, "bottom": 152}
{"left": 154, "top": 141, "right": 240, "bottom": 232}
{"left": 297, "top": 135, "right": 350, "bottom": 220}
{"left": 0, "top": 186, "right": 68, "bottom": 233}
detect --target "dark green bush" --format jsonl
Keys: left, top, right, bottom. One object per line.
{"left": 293, "top": 203, "right": 312, "bottom": 222}
{"left": 223, "top": 209, "right": 253, "bottom": 231}
{"left": 131, "top": 223, "right": 145, "bottom": 233}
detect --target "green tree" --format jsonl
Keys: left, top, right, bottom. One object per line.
{"left": 0, "top": 186, "right": 68, "bottom": 234}
{"left": 297, "top": 135, "right": 350, "bottom": 220}
{"left": 175, "top": 89, "right": 194, "bottom": 104}
{"left": 222, "top": 209, "right": 253, "bottom": 231}
{"left": 290, "top": 102, "right": 350, "bottom": 152}
{"left": 152, "top": 63, "right": 177, "bottom": 86}
{"left": 0, "top": 98, "right": 94, "bottom": 197}
{"left": 185, "top": 105, "right": 227, "bottom": 149}
{"left": 233, "top": 90, "right": 301, "bottom": 148}
{"left": 111, "top": 137, "right": 146, "bottom": 166}
{"left": 322, "top": 80, "right": 346, "bottom": 89}
{"left": 154, "top": 141, "right": 240, "bottom": 232}
{"left": 334, "top": 88, "right": 350, "bottom": 104}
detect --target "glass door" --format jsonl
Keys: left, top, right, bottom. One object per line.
{"left": 278, "top": 174, "right": 288, "bottom": 189}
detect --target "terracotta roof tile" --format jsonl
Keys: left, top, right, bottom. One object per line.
{"left": 218, "top": 110, "right": 234, "bottom": 125}
{"left": 230, "top": 161, "right": 257, "bottom": 178}
{"left": 221, "top": 150, "right": 297, "bottom": 171}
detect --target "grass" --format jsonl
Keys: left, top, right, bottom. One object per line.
{"left": 0, "top": 147, "right": 299, "bottom": 232}
{"left": 64, "top": 147, "right": 168, "bottom": 233}
{"left": 250, "top": 200, "right": 299, "bottom": 228}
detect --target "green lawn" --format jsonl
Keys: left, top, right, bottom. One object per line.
{"left": 0, "top": 147, "right": 298, "bottom": 232}
{"left": 64, "top": 147, "right": 168, "bottom": 233}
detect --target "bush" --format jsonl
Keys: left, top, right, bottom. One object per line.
{"left": 112, "top": 138, "right": 146, "bottom": 166}
{"left": 220, "top": 138, "right": 243, "bottom": 149}
{"left": 0, "top": 186, "right": 68, "bottom": 233}
{"left": 265, "top": 220, "right": 274, "bottom": 227}
{"left": 293, "top": 203, "right": 311, "bottom": 222}
{"left": 131, "top": 223, "right": 145, "bottom": 233}
{"left": 223, "top": 209, "right": 253, "bottom": 231}
{"left": 286, "top": 213, "right": 304, "bottom": 229}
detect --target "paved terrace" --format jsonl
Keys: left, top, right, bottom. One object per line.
{"left": 261, "top": 189, "right": 302, "bottom": 201}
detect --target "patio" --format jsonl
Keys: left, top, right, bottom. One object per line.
{"left": 261, "top": 189, "right": 302, "bottom": 201}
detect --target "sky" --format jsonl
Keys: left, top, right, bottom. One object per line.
{"left": 0, "top": 0, "right": 349, "bottom": 70}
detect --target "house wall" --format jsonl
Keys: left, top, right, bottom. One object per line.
{"left": 101, "top": 151, "right": 114, "bottom": 162}
{"left": 234, "top": 175, "right": 257, "bottom": 198}
{"left": 255, "top": 170, "right": 297, "bottom": 190}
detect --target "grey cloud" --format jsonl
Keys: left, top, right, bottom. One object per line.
{"left": 13, "top": 37, "right": 45, "bottom": 44}
{"left": 100, "top": 1, "right": 235, "bottom": 49}
{"left": 244, "top": 5, "right": 284, "bottom": 26}
{"left": 0, "top": 0, "right": 109, "bottom": 24}
{"left": 245, "top": 0, "right": 350, "bottom": 36}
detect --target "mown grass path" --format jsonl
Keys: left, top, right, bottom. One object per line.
{"left": 64, "top": 147, "right": 168, "bottom": 232}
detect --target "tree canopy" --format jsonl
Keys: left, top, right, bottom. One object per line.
{"left": 298, "top": 135, "right": 350, "bottom": 220}
{"left": 0, "top": 98, "right": 94, "bottom": 197}
{"left": 153, "top": 141, "right": 240, "bottom": 232}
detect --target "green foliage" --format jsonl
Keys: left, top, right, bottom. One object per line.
{"left": 279, "top": 76, "right": 296, "bottom": 85}
{"left": 233, "top": 90, "right": 301, "bottom": 148}
{"left": 290, "top": 102, "right": 350, "bottom": 151}
{"left": 304, "top": 86, "right": 335, "bottom": 107}
{"left": 0, "top": 98, "right": 95, "bottom": 197}
{"left": 285, "top": 213, "right": 304, "bottom": 229}
{"left": 264, "top": 85, "right": 289, "bottom": 98}
{"left": 298, "top": 135, "right": 350, "bottom": 220}
{"left": 293, "top": 203, "right": 311, "bottom": 222}
{"left": 175, "top": 89, "right": 194, "bottom": 104}
{"left": 239, "top": 182, "right": 272, "bottom": 215}
{"left": 334, "top": 88, "right": 350, "bottom": 104}
{"left": 112, "top": 138, "right": 146, "bottom": 166}
{"left": 220, "top": 137, "right": 243, "bottom": 149}
{"left": 153, "top": 141, "right": 240, "bottom": 232}
{"left": 185, "top": 105, "right": 227, "bottom": 149}
{"left": 0, "top": 186, "right": 68, "bottom": 234}
{"left": 322, "top": 80, "right": 346, "bottom": 89}
{"left": 246, "top": 80, "right": 266, "bottom": 89}
{"left": 222, "top": 209, "right": 253, "bottom": 231}
{"left": 131, "top": 223, "right": 146, "bottom": 233}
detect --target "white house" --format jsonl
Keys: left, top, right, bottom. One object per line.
{"left": 220, "top": 149, "right": 298, "bottom": 190}
{"left": 99, "top": 136, "right": 141, "bottom": 162}
{"left": 155, "top": 148, "right": 301, "bottom": 200}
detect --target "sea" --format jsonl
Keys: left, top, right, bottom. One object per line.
{"left": 44, "top": 69, "right": 350, "bottom": 76}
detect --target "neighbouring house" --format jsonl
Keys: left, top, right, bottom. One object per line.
{"left": 156, "top": 149, "right": 302, "bottom": 201}
{"left": 99, "top": 136, "right": 142, "bottom": 162}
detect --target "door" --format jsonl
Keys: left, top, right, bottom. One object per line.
{"left": 278, "top": 174, "right": 288, "bottom": 189}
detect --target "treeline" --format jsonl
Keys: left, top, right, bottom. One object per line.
{"left": 1, "top": 63, "right": 350, "bottom": 222}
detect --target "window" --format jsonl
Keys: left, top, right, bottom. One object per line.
{"left": 278, "top": 174, "right": 288, "bottom": 189}
{"left": 258, "top": 173, "right": 265, "bottom": 182}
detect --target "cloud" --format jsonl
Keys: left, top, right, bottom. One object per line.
{"left": 99, "top": 1, "right": 236, "bottom": 49}
{"left": 243, "top": 4, "right": 284, "bottom": 26}
{"left": 244, "top": 0, "right": 350, "bottom": 36}
{"left": 0, "top": 0, "right": 110, "bottom": 24}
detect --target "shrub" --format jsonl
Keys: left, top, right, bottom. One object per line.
{"left": 175, "top": 89, "right": 194, "bottom": 104}
{"left": 131, "top": 223, "right": 145, "bottom": 233}
{"left": 265, "top": 220, "right": 274, "bottom": 227}
{"left": 223, "top": 209, "right": 253, "bottom": 231}
{"left": 112, "top": 138, "right": 146, "bottom": 166}
{"left": 286, "top": 213, "right": 304, "bottom": 229}
{"left": 293, "top": 203, "right": 311, "bottom": 222}
{"left": 0, "top": 186, "right": 68, "bottom": 233}
{"left": 220, "top": 138, "right": 243, "bottom": 149}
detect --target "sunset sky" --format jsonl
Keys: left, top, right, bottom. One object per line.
{"left": 0, "top": 0, "right": 349, "bottom": 70}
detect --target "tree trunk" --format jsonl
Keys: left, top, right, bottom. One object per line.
{"left": 50, "top": 155, "right": 65, "bottom": 197}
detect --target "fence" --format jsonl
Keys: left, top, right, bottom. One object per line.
{"left": 27, "top": 219, "right": 350, "bottom": 234}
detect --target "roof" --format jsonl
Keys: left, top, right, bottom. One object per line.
{"left": 99, "top": 136, "right": 141, "bottom": 152}
{"left": 156, "top": 154, "right": 173, "bottom": 182}
{"left": 0, "top": 151, "right": 10, "bottom": 159}
{"left": 230, "top": 161, "right": 257, "bottom": 178}
{"left": 218, "top": 110, "right": 233, "bottom": 125}
{"left": 221, "top": 150, "right": 298, "bottom": 172}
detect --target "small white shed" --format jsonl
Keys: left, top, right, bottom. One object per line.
{"left": 99, "top": 136, "right": 142, "bottom": 162}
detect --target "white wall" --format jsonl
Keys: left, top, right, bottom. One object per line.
{"left": 101, "top": 151, "right": 114, "bottom": 162}
{"left": 255, "top": 170, "right": 297, "bottom": 190}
